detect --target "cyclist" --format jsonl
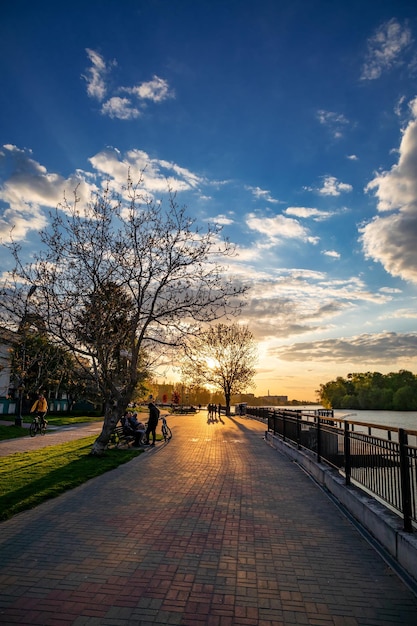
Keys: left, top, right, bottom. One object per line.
{"left": 30, "top": 393, "right": 48, "bottom": 429}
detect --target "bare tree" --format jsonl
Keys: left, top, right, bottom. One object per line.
{"left": 1, "top": 175, "right": 246, "bottom": 454}
{"left": 181, "top": 323, "right": 257, "bottom": 415}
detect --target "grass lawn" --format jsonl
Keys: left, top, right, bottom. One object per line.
{"left": 0, "top": 436, "right": 143, "bottom": 521}
{"left": 0, "top": 424, "right": 28, "bottom": 440}
{"left": 0, "top": 415, "right": 103, "bottom": 441}
{"left": 0, "top": 412, "right": 152, "bottom": 441}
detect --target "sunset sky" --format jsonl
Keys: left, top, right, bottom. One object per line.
{"left": 1, "top": 0, "right": 417, "bottom": 400}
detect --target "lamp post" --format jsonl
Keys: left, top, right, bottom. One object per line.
{"left": 15, "top": 285, "right": 37, "bottom": 427}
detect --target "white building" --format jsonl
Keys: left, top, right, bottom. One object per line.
{"left": 0, "top": 327, "right": 18, "bottom": 414}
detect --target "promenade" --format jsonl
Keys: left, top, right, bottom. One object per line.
{"left": 1, "top": 411, "right": 417, "bottom": 625}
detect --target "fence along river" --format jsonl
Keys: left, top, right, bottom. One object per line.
{"left": 245, "top": 405, "right": 417, "bottom": 533}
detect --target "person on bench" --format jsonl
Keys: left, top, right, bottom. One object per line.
{"left": 121, "top": 412, "right": 146, "bottom": 447}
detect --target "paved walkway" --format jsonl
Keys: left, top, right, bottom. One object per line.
{"left": 1, "top": 412, "right": 417, "bottom": 625}
{"left": 0, "top": 421, "right": 104, "bottom": 456}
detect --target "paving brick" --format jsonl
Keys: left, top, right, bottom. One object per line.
{"left": 1, "top": 412, "right": 417, "bottom": 624}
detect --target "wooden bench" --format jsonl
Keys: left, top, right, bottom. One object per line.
{"left": 109, "top": 425, "right": 146, "bottom": 447}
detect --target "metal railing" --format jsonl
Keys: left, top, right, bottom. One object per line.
{"left": 247, "top": 407, "right": 417, "bottom": 532}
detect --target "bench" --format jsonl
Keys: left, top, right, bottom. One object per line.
{"left": 110, "top": 425, "right": 146, "bottom": 447}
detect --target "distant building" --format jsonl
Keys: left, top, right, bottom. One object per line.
{"left": 258, "top": 395, "right": 288, "bottom": 405}
{"left": 231, "top": 393, "right": 255, "bottom": 404}
{"left": 0, "top": 327, "right": 18, "bottom": 416}
{"left": 0, "top": 327, "right": 17, "bottom": 398}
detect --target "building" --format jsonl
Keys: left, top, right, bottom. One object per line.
{"left": 258, "top": 395, "right": 288, "bottom": 405}
{"left": 0, "top": 327, "right": 18, "bottom": 416}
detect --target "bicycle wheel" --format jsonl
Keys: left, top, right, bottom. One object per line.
{"left": 40, "top": 423, "right": 46, "bottom": 436}
{"left": 29, "top": 422, "right": 37, "bottom": 437}
{"left": 163, "top": 425, "right": 172, "bottom": 441}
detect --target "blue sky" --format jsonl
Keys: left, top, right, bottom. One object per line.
{"left": 1, "top": 0, "right": 417, "bottom": 400}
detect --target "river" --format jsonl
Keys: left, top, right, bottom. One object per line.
{"left": 271, "top": 405, "right": 417, "bottom": 431}
{"left": 253, "top": 405, "right": 417, "bottom": 437}
{"left": 333, "top": 409, "right": 417, "bottom": 432}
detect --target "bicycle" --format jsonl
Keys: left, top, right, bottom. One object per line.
{"left": 160, "top": 414, "right": 172, "bottom": 442}
{"left": 29, "top": 414, "right": 48, "bottom": 437}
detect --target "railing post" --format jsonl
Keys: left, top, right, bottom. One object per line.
{"left": 296, "top": 413, "right": 301, "bottom": 450}
{"left": 344, "top": 421, "right": 351, "bottom": 486}
{"left": 399, "top": 429, "right": 413, "bottom": 533}
{"left": 317, "top": 417, "right": 321, "bottom": 463}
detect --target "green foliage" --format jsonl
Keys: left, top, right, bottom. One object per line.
{"left": 0, "top": 415, "right": 102, "bottom": 441}
{"left": 0, "top": 436, "right": 142, "bottom": 520}
{"left": 317, "top": 370, "right": 417, "bottom": 410}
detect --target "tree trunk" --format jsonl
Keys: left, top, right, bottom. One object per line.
{"left": 90, "top": 404, "right": 122, "bottom": 456}
{"left": 225, "top": 392, "right": 231, "bottom": 416}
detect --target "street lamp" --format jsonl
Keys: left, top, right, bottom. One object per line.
{"left": 15, "top": 285, "right": 37, "bottom": 427}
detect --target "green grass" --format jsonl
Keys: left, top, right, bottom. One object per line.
{"left": 45, "top": 416, "right": 103, "bottom": 426}
{"left": 0, "top": 424, "right": 28, "bottom": 440}
{"left": 0, "top": 436, "right": 143, "bottom": 521}
{"left": 0, "top": 415, "right": 103, "bottom": 441}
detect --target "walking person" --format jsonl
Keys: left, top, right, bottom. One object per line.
{"left": 145, "top": 395, "right": 160, "bottom": 446}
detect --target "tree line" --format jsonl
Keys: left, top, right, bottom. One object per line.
{"left": 317, "top": 370, "right": 417, "bottom": 410}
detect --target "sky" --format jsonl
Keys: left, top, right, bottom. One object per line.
{"left": 1, "top": 0, "right": 417, "bottom": 401}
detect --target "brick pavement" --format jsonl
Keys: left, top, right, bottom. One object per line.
{"left": 0, "top": 411, "right": 417, "bottom": 625}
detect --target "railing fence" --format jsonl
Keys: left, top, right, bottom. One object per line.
{"left": 246, "top": 407, "right": 417, "bottom": 532}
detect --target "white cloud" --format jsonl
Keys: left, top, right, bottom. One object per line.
{"left": 322, "top": 250, "right": 340, "bottom": 259}
{"left": 284, "top": 206, "right": 335, "bottom": 221}
{"left": 317, "top": 110, "right": 349, "bottom": 138}
{"left": 362, "top": 96, "right": 417, "bottom": 284}
{"left": 0, "top": 145, "right": 208, "bottom": 244}
{"left": 314, "top": 176, "right": 353, "bottom": 196}
{"left": 0, "top": 204, "right": 47, "bottom": 243}
{"left": 246, "top": 213, "right": 312, "bottom": 241}
{"left": 273, "top": 332, "right": 417, "bottom": 363}
{"left": 88, "top": 148, "right": 205, "bottom": 195}
{"left": 83, "top": 50, "right": 173, "bottom": 120}
{"left": 0, "top": 145, "right": 96, "bottom": 241}
{"left": 361, "top": 19, "right": 413, "bottom": 80}
{"left": 394, "top": 95, "right": 407, "bottom": 118}
{"left": 125, "top": 76, "right": 173, "bottom": 103}
{"left": 378, "top": 307, "right": 417, "bottom": 320}
{"left": 228, "top": 267, "right": 391, "bottom": 342}
{"left": 245, "top": 185, "right": 280, "bottom": 203}
{"left": 158, "top": 160, "right": 203, "bottom": 189}
{"left": 213, "top": 214, "right": 234, "bottom": 226}
{"left": 101, "top": 97, "right": 141, "bottom": 120}
{"left": 378, "top": 287, "right": 402, "bottom": 294}
{"left": 347, "top": 154, "right": 358, "bottom": 161}
{"left": 83, "top": 48, "right": 115, "bottom": 101}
